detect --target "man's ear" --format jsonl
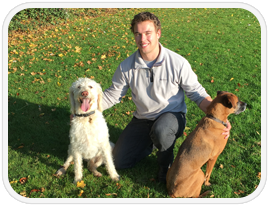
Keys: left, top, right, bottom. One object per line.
{"left": 157, "top": 29, "right": 161, "bottom": 39}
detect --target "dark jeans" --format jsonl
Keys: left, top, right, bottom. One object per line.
{"left": 112, "top": 112, "right": 186, "bottom": 169}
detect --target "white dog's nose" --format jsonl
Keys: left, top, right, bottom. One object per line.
{"left": 81, "top": 91, "right": 88, "bottom": 96}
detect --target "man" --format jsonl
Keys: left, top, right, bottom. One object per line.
{"left": 102, "top": 12, "right": 231, "bottom": 183}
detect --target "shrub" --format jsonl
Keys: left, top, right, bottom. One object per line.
{"left": 8, "top": 8, "right": 67, "bottom": 31}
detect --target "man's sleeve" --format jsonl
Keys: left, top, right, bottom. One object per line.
{"left": 180, "top": 60, "right": 210, "bottom": 107}
{"left": 102, "top": 65, "right": 129, "bottom": 110}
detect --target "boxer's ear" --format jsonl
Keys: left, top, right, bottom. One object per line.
{"left": 223, "top": 94, "right": 237, "bottom": 109}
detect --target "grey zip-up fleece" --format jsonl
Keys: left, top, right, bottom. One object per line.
{"left": 102, "top": 43, "right": 209, "bottom": 120}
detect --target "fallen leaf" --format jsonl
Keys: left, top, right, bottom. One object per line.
{"left": 257, "top": 172, "right": 261, "bottom": 179}
{"left": 116, "top": 183, "right": 122, "bottom": 189}
{"left": 219, "top": 164, "right": 224, "bottom": 169}
{"left": 20, "top": 190, "right": 27, "bottom": 197}
{"left": 183, "top": 132, "right": 187, "bottom": 136}
{"left": 98, "top": 66, "right": 102, "bottom": 70}
{"left": 126, "top": 111, "right": 130, "bottom": 115}
{"left": 230, "top": 78, "right": 234, "bottom": 81}
{"left": 101, "top": 55, "right": 106, "bottom": 60}
{"left": 30, "top": 189, "right": 40, "bottom": 195}
{"left": 10, "top": 180, "right": 17, "bottom": 184}
{"left": 76, "top": 180, "right": 86, "bottom": 188}
{"left": 75, "top": 46, "right": 82, "bottom": 53}
{"left": 105, "top": 193, "right": 117, "bottom": 196}
{"left": 19, "top": 177, "right": 28, "bottom": 184}
{"left": 78, "top": 190, "right": 84, "bottom": 197}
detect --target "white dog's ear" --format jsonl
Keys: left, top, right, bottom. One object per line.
{"left": 69, "top": 86, "right": 76, "bottom": 115}
{"left": 97, "top": 83, "right": 103, "bottom": 112}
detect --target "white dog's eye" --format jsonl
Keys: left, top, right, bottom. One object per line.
{"left": 89, "top": 86, "right": 93, "bottom": 89}
{"left": 78, "top": 86, "right": 81, "bottom": 89}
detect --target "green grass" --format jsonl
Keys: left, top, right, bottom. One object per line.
{"left": 8, "top": 8, "right": 261, "bottom": 198}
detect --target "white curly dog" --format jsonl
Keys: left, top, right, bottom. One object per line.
{"left": 55, "top": 78, "right": 120, "bottom": 184}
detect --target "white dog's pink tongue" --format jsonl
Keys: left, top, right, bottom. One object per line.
{"left": 81, "top": 99, "right": 90, "bottom": 112}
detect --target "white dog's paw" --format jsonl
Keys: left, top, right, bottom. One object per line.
{"left": 111, "top": 174, "right": 120, "bottom": 182}
{"left": 55, "top": 167, "right": 66, "bottom": 176}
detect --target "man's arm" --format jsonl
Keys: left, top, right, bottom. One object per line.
{"left": 102, "top": 65, "right": 129, "bottom": 111}
{"left": 199, "top": 96, "right": 212, "bottom": 114}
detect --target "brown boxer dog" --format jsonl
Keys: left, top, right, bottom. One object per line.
{"left": 166, "top": 91, "right": 247, "bottom": 198}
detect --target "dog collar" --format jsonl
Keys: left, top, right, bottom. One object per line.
{"left": 74, "top": 111, "right": 95, "bottom": 117}
{"left": 206, "top": 114, "right": 228, "bottom": 127}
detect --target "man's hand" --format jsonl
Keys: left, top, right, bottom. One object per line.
{"left": 222, "top": 119, "right": 231, "bottom": 139}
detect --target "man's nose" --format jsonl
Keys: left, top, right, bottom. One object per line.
{"left": 140, "top": 33, "right": 146, "bottom": 41}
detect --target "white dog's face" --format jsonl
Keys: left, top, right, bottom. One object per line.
{"left": 69, "top": 78, "right": 103, "bottom": 115}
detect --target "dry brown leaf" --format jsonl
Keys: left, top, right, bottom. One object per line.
{"left": 19, "top": 177, "right": 27, "bottom": 184}
{"left": 20, "top": 190, "right": 27, "bottom": 197}
{"left": 257, "top": 172, "right": 261, "bottom": 179}
{"left": 30, "top": 189, "right": 40, "bottom": 195}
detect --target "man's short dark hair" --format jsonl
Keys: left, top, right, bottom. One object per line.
{"left": 130, "top": 12, "right": 161, "bottom": 34}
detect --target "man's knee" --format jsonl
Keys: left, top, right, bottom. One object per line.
{"left": 150, "top": 125, "right": 176, "bottom": 151}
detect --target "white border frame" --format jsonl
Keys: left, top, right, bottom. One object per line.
{"left": 2, "top": 2, "right": 267, "bottom": 204}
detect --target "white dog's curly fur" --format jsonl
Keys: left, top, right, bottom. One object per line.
{"left": 55, "top": 78, "right": 119, "bottom": 184}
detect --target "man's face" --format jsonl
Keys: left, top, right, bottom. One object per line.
{"left": 134, "top": 20, "right": 161, "bottom": 61}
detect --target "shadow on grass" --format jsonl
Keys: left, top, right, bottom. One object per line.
{"left": 8, "top": 96, "right": 123, "bottom": 169}
{"left": 8, "top": 96, "right": 168, "bottom": 197}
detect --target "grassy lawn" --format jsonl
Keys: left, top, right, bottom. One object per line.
{"left": 7, "top": 8, "right": 261, "bottom": 198}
